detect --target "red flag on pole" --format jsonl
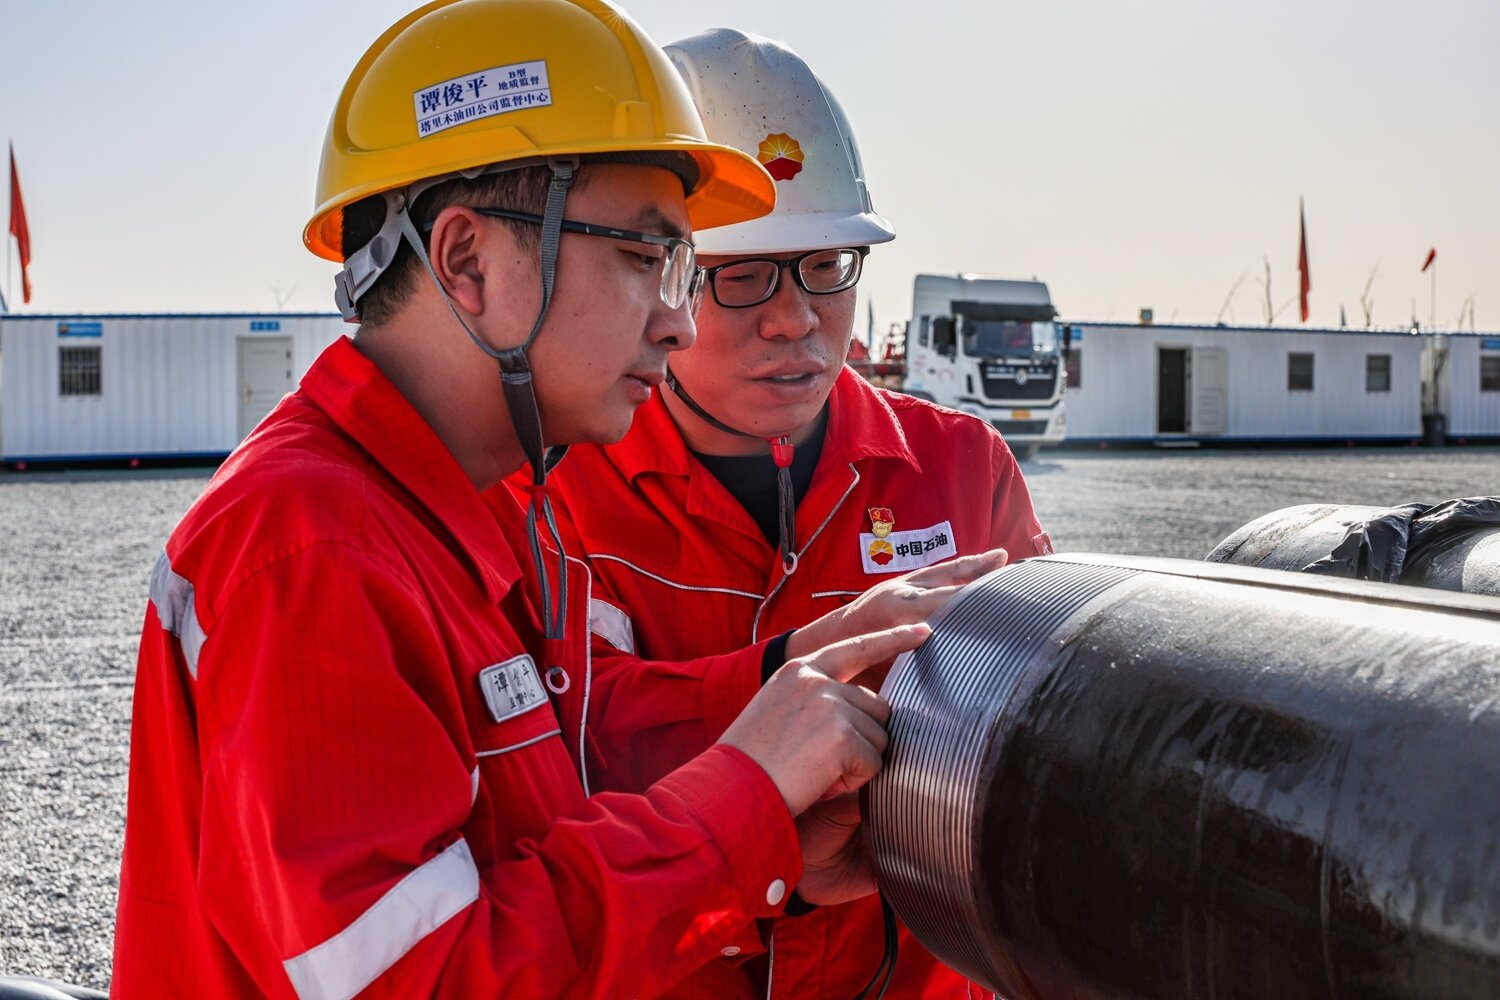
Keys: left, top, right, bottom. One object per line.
{"left": 9, "top": 144, "right": 33, "bottom": 304}
{"left": 1421, "top": 248, "right": 1437, "bottom": 272}
{"left": 1297, "top": 198, "right": 1311, "bottom": 323}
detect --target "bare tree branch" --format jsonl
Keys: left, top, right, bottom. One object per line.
{"left": 1216, "top": 271, "right": 1248, "bottom": 325}
{"left": 1359, "top": 262, "right": 1380, "bottom": 328}
{"left": 268, "top": 281, "right": 299, "bottom": 313}
{"left": 1458, "top": 291, "right": 1479, "bottom": 332}
{"left": 1253, "top": 256, "right": 1275, "bottom": 325}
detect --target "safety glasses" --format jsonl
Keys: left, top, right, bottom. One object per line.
{"left": 702, "top": 247, "right": 869, "bottom": 309}
{"left": 473, "top": 208, "right": 705, "bottom": 312}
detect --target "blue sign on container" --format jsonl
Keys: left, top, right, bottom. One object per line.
{"left": 250, "top": 320, "right": 282, "bottom": 332}
{"left": 1481, "top": 338, "right": 1500, "bottom": 352}
{"left": 58, "top": 321, "right": 103, "bottom": 337}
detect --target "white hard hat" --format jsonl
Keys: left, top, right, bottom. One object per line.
{"left": 664, "top": 28, "right": 895, "bottom": 256}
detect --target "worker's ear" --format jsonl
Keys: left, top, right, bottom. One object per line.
{"left": 426, "top": 205, "right": 513, "bottom": 317}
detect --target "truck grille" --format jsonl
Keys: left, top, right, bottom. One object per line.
{"left": 979, "top": 368, "right": 1058, "bottom": 400}
{"left": 992, "top": 419, "right": 1051, "bottom": 436}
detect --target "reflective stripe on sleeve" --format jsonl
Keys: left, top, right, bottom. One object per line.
{"left": 283, "top": 837, "right": 481, "bottom": 1000}
{"left": 149, "top": 550, "right": 208, "bottom": 679}
{"left": 587, "top": 596, "right": 636, "bottom": 654}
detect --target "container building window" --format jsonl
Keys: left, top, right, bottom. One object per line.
{"left": 1288, "top": 352, "right": 1314, "bottom": 391}
{"left": 1365, "top": 354, "right": 1391, "bottom": 392}
{"left": 1065, "top": 347, "right": 1082, "bottom": 389}
{"left": 59, "top": 346, "right": 102, "bottom": 397}
{"left": 1482, "top": 356, "right": 1500, "bottom": 393}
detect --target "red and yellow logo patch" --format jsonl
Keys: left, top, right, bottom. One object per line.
{"left": 757, "top": 132, "right": 804, "bottom": 181}
{"left": 859, "top": 518, "right": 956, "bottom": 575}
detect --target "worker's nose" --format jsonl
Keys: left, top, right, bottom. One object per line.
{"left": 757, "top": 271, "right": 819, "bottom": 342}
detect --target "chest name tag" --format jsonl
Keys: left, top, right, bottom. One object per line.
{"left": 478, "top": 654, "right": 549, "bottom": 724}
{"left": 859, "top": 519, "right": 958, "bottom": 574}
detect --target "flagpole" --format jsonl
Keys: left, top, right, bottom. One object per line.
{"left": 5, "top": 141, "right": 10, "bottom": 308}
{"left": 1430, "top": 260, "right": 1437, "bottom": 330}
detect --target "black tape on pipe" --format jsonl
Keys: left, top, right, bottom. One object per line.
{"left": 1208, "top": 498, "right": 1500, "bottom": 597}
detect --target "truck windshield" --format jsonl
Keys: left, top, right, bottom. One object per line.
{"left": 961, "top": 319, "right": 1057, "bottom": 358}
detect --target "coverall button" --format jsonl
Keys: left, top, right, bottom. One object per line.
{"left": 721, "top": 945, "right": 741, "bottom": 957}
{"left": 766, "top": 878, "right": 787, "bottom": 906}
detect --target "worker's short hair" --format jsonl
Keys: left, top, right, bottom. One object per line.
{"left": 343, "top": 164, "right": 593, "bottom": 328}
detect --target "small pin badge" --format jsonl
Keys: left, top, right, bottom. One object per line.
{"left": 868, "top": 507, "right": 896, "bottom": 565}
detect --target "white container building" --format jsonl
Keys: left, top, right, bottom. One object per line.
{"left": 0, "top": 313, "right": 345, "bottom": 463}
{"left": 1060, "top": 322, "right": 1430, "bottom": 444}
{"left": 1426, "top": 332, "right": 1500, "bottom": 443}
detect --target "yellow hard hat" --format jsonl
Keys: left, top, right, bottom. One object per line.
{"left": 304, "top": 0, "right": 776, "bottom": 262}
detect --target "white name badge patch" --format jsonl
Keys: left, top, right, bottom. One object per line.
{"left": 413, "top": 60, "right": 551, "bottom": 138}
{"left": 478, "top": 654, "right": 549, "bottom": 724}
{"left": 860, "top": 520, "right": 958, "bottom": 574}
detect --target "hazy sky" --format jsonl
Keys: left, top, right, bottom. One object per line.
{"left": 1, "top": 1, "right": 1495, "bottom": 334}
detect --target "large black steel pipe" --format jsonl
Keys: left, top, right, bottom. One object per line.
{"left": 1207, "top": 498, "right": 1500, "bottom": 597}
{"left": 866, "top": 554, "right": 1500, "bottom": 1000}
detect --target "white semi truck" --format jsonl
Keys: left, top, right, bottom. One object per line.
{"left": 900, "top": 274, "right": 1068, "bottom": 459}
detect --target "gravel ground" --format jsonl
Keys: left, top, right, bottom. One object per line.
{"left": 1, "top": 468, "right": 209, "bottom": 988}
{"left": 1, "top": 446, "right": 1497, "bottom": 988}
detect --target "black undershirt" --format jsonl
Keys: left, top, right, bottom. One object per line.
{"left": 690, "top": 405, "right": 829, "bottom": 685}
{"left": 689, "top": 404, "right": 829, "bottom": 547}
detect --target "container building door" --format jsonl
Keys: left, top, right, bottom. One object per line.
{"left": 1157, "top": 348, "right": 1188, "bottom": 433}
{"left": 1191, "top": 347, "right": 1227, "bottom": 435}
{"left": 238, "top": 336, "right": 293, "bottom": 440}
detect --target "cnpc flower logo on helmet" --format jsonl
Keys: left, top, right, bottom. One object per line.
{"left": 756, "top": 132, "right": 804, "bottom": 181}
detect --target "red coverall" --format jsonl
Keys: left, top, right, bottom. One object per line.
{"left": 546, "top": 368, "right": 1052, "bottom": 999}
{"left": 112, "top": 337, "right": 803, "bottom": 999}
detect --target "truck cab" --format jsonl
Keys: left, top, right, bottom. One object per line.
{"left": 902, "top": 274, "right": 1067, "bottom": 459}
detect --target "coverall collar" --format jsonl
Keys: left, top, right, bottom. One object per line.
{"left": 299, "top": 336, "right": 525, "bottom": 603}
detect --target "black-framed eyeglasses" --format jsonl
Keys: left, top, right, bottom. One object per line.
{"left": 471, "top": 208, "right": 704, "bottom": 312}
{"left": 702, "top": 247, "right": 869, "bottom": 309}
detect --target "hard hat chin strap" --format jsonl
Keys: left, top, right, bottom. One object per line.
{"left": 392, "top": 157, "right": 579, "bottom": 640}
{"left": 335, "top": 157, "right": 570, "bottom": 323}
{"left": 334, "top": 171, "right": 462, "bottom": 324}
{"left": 665, "top": 369, "right": 798, "bottom": 574}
